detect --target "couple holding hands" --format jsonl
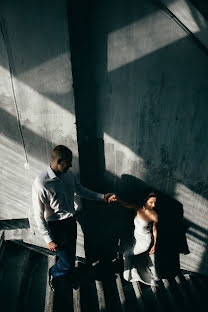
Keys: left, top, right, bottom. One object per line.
{"left": 32, "top": 145, "right": 159, "bottom": 291}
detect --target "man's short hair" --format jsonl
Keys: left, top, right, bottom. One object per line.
{"left": 51, "top": 145, "right": 72, "bottom": 161}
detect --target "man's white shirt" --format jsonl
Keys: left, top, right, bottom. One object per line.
{"left": 32, "top": 166, "right": 104, "bottom": 244}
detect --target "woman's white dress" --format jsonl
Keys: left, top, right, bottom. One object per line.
{"left": 123, "top": 216, "right": 159, "bottom": 285}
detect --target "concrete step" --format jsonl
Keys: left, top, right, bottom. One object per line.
{"left": 0, "top": 230, "right": 4, "bottom": 250}
{"left": 4, "top": 227, "right": 48, "bottom": 249}
{"left": 0, "top": 240, "right": 208, "bottom": 312}
{"left": 4, "top": 228, "right": 30, "bottom": 241}
{"left": 102, "top": 276, "right": 124, "bottom": 312}
{"left": 1, "top": 217, "right": 86, "bottom": 257}
{"left": 0, "top": 218, "right": 48, "bottom": 248}
{"left": 0, "top": 219, "right": 29, "bottom": 230}
{"left": 0, "top": 240, "right": 55, "bottom": 312}
{"left": 0, "top": 241, "right": 31, "bottom": 312}
{"left": 10, "top": 239, "right": 57, "bottom": 257}
{"left": 187, "top": 274, "right": 208, "bottom": 312}
{"left": 16, "top": 249, "right": 54, "bottom": 312}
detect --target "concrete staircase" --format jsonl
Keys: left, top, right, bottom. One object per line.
{"left": 0, "top": 226, "right": 208, "bottom": 312}
{"left": 0, "top": 231, "right": 54, "bottom": 312}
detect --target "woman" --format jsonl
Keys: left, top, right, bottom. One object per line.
{"left": 118, "top": 191, "right": 160, "bottom": 285}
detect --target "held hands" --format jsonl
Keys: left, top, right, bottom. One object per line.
{"left": 48, "top": 241, "right": 58, "bottom": 252}
{"left": 104, "top": 193, "right": 117, "bottom": 203}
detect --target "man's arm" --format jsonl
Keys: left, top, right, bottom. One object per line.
{"left": 32, "top": 183, "right": 55, "bottom": 249}
{"left": 74, "top": 177, "right": 116, "bottom": 202}
{"left": 75, "top": 182, "right": 104, "bottom": 200}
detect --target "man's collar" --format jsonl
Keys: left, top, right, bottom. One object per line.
{"left": 47, "top": 166, "right": 58, "bottom": 179}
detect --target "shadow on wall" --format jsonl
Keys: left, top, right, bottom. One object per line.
{"left": 79, "top": 173, "right": 190, "bottom": 279}
{"left": 0, "top": 0, "right": 207, "bottom": 275}
{"left": 0, "top": 0, "right": 79, "bottom": 220}
{"left": 0, "top": 0, "right": 76, "bottom": 114}
{"left": 0, "top": 105, "right": 80, "bottom": 221}
{"left": 68, "top": 0, "right": 208, "bottom": 199}
{"left": 67, "top": 0, "right": 208, "bottom": 274}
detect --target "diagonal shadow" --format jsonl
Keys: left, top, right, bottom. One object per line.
{"left": 190, "top": 0, "right": 208, "bottom": 20}
{"left": 67, "top": 0, "right": 208, "bottom": 275}
{"left": 0, "top": 0, "right": 207, "bottom": 276}
{"left": 0, "top": 0, "right": 172, "bottom": 114}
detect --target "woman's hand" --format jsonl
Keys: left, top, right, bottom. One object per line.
{"left": 149, "top": 245, "right": 156, "bottom": 255}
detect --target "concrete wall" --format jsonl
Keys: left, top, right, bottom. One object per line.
{"left": 0, "top": 0, "right": 82, "bottom": 248}
{"left": 68, "top": 0, "right": 208, "bottom": 274}
{"left": 0, "top": 0, "right": 208, "bottom": 274}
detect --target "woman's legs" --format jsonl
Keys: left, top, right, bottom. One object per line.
{"left": 148, "top": 253, "right": 160, "bottom": 281}
{"left": 123, "top": 245, "right": 135, "bottom": 281}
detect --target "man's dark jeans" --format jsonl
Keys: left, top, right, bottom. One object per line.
{"left": 47, "top": 217, "right": 77, "bottom": 278}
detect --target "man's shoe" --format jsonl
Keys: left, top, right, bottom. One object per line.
{"left": 66, "top": 269, "right": 80, "bottom": 290}
{"left": 71, "top": 278, "right": 79, "bottom": 290}
{"left": 49, "top": 270, "right": 56, "bottom": 292}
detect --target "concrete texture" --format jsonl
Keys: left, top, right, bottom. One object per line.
{"left": 0, "top": 240, "right": 55, "bottom": 312}
{"left": 162, "top": 0, "right": 208, "bottom": 49}
{"left": 0, "top": 0, "right": 84, "bottom": 251}
{"left": 68, "top": 0, "right": 208, "bottom": 275}
{"left": 1, "top": 239, "right": 208, "bottom": 312}
{"left": 0, "top": 0, "right": 207, "bottom": 277}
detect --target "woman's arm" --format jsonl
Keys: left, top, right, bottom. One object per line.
{"left": 118, "top": 199, "right": 138, "bottom": 209}
{"left": 149, "top": 221, "right": 157, "bottom": 254}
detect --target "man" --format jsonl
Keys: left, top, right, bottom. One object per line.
{"left": 32, "top": 145, "right": 116, "bottom": 291}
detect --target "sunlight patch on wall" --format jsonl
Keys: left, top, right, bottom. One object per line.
{"left": 0, "top": 65, "right": 78, "bottom": 158}
{"left": 18, "top": 52, "right": 73, "bottom": 95}
{"left": 175, "top": 183, "right": 207, "bottom": 227}
{"left": 107, "top": 7, "right": 200, "bottom": 72}
{"left": 164, "top": 0, "right": 208, "bottom": 32}
{"left": 0, "top": 134, "right": 43, "bottom": 219}
{"left": 176, "top": 182, "right": 208, "bottom": 273}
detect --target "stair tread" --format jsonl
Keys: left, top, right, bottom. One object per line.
{"left": 17, "top": 250, "right": 52, "bottom": 312}
{"left": 0, "top": 241, "right": 31, "bottom": 311}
